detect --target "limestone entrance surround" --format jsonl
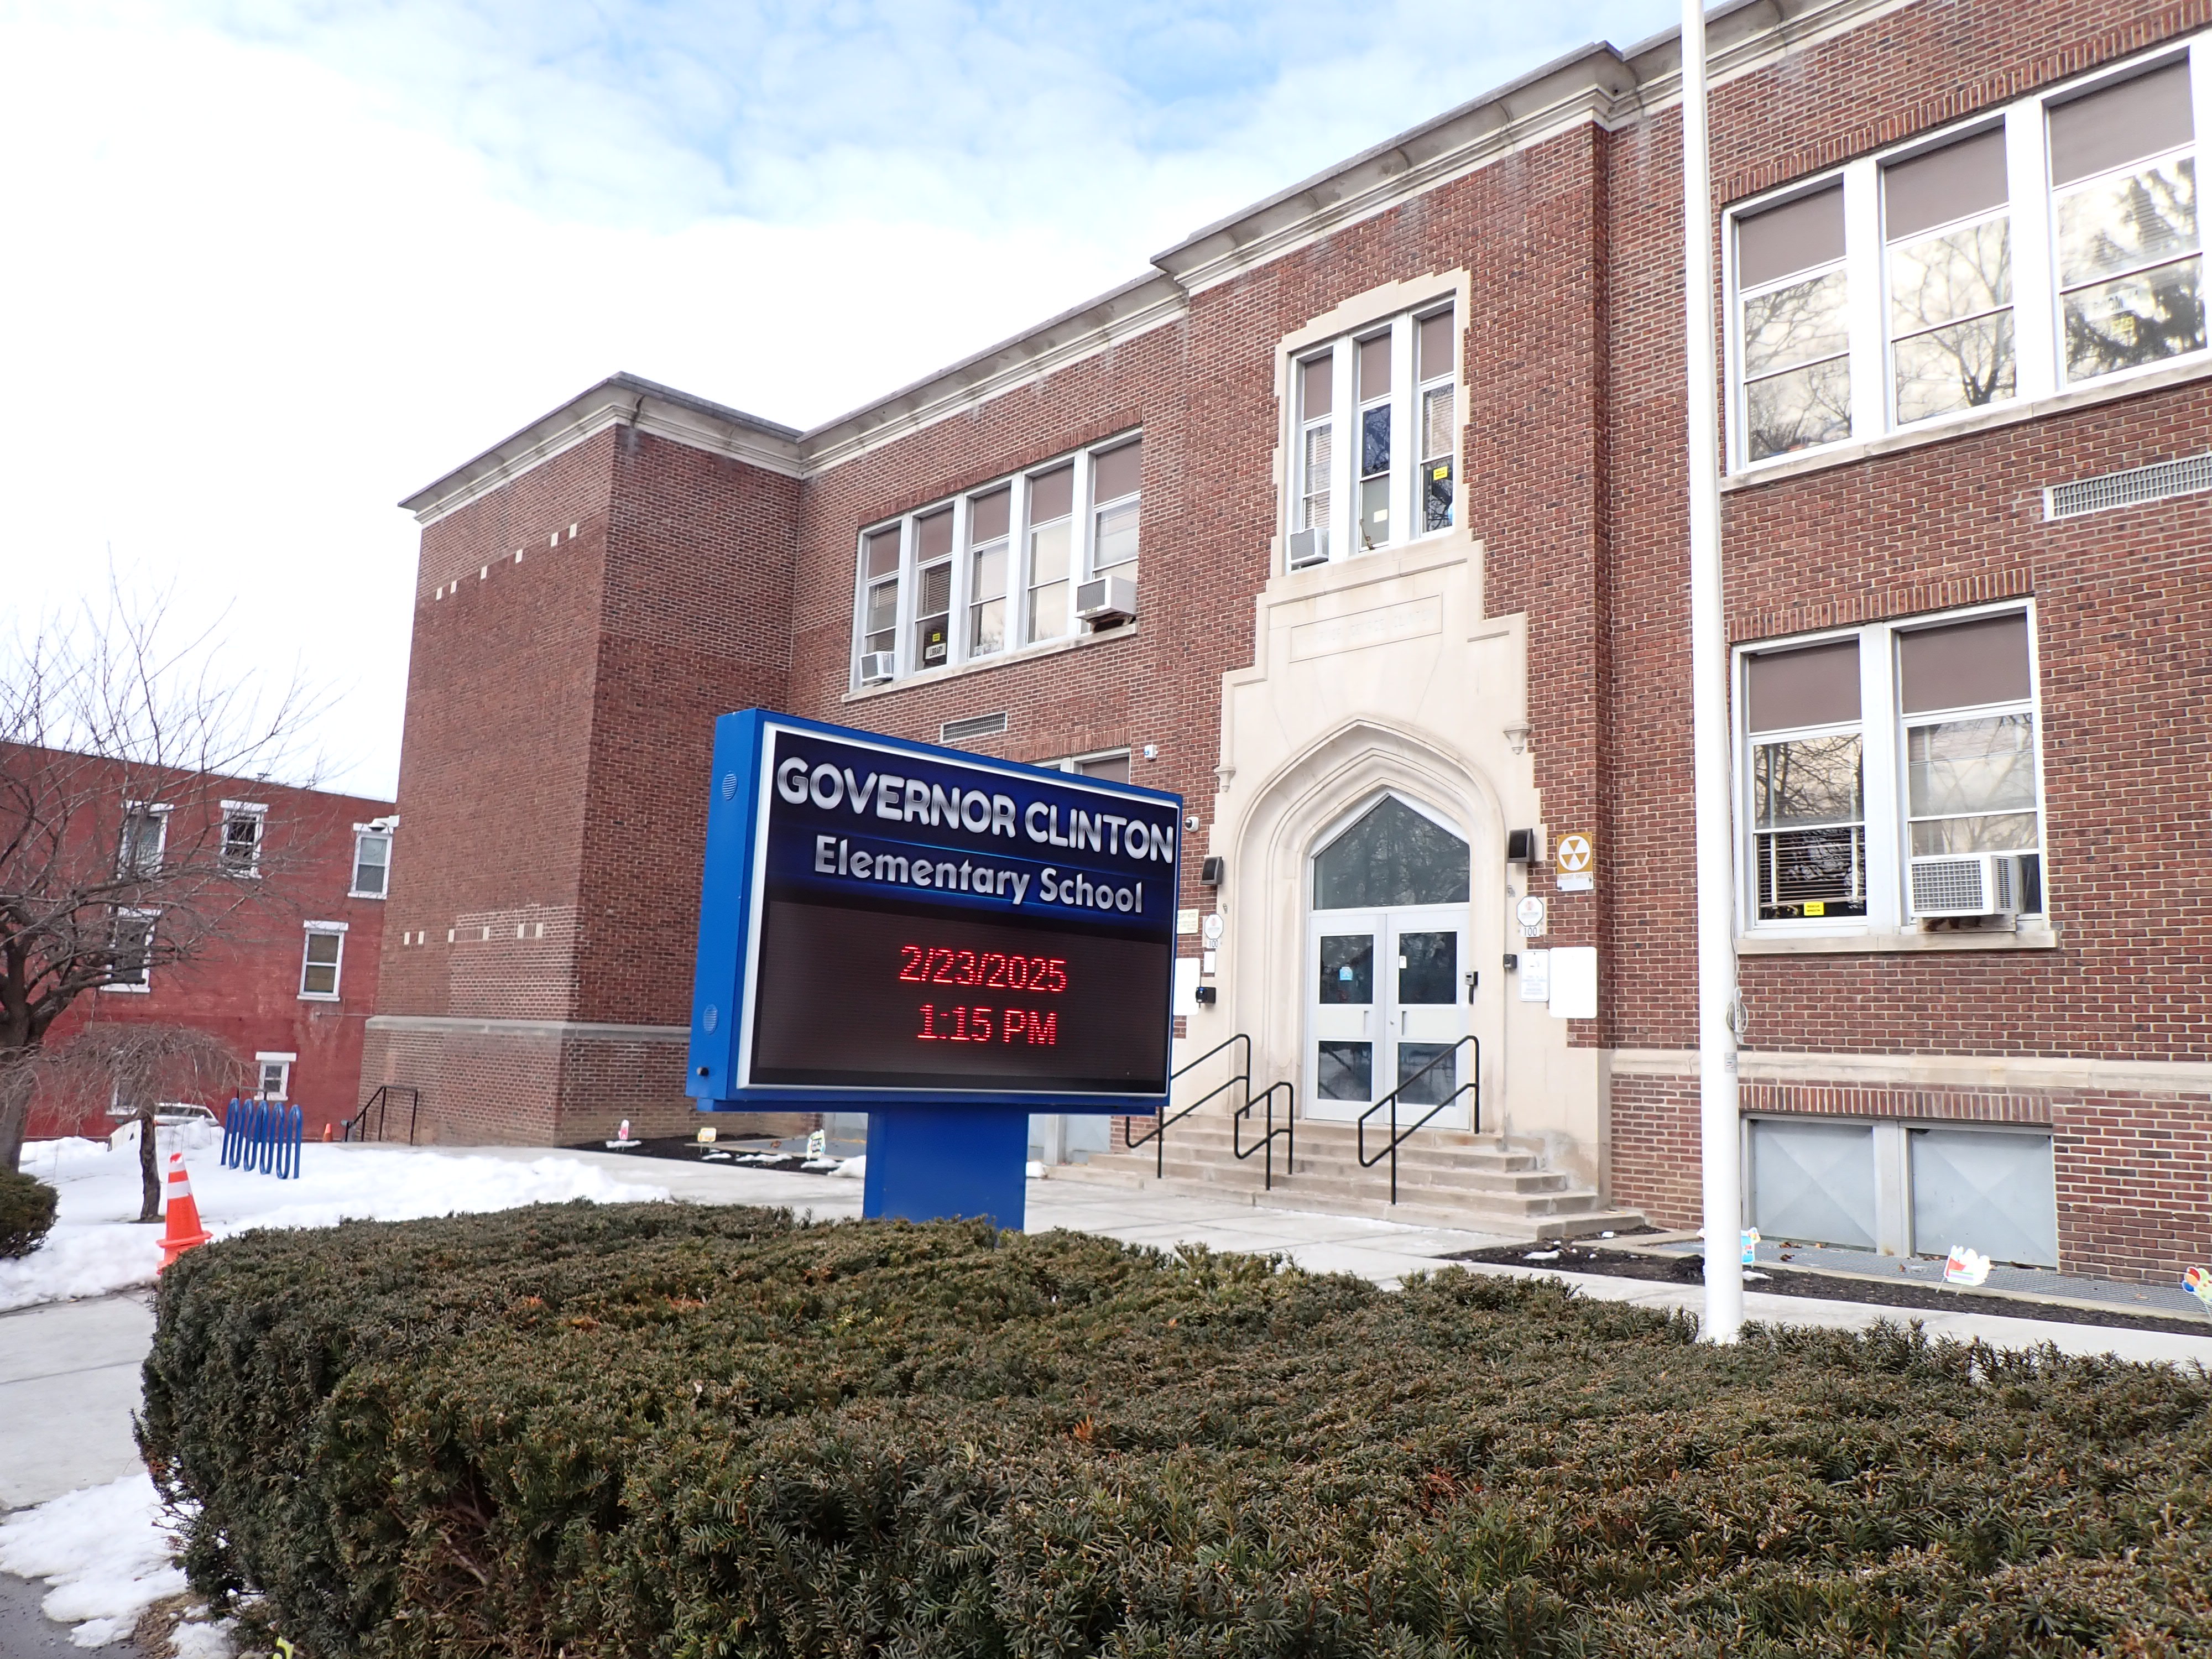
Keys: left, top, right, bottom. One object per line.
{"left": 1189, "top": 534, "right": 1607, "bottom": 1191}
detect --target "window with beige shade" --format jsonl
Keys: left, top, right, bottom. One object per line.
{"left": 1738, "top": 606, "right": 2045, "bottom": 935}
{"left": 1728, "top": 41, "right": 2212, "bottom": 469}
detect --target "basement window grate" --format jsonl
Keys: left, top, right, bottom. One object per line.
{"left": 940, "top": 712, "right": 1009, "bottom": 744}
{"left": 2044, "top": 451, "right": 2212, "bottom": 520}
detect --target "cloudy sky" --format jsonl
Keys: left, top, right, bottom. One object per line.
{"left": 1, "top": 0, "right": 1682, "bottom": 798}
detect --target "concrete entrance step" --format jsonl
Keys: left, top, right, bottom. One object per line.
{"left": 1050, "top": 1160, "right": 1643, "bottom": 1241}
{"left": 1067, "top": 1113, "right": 1644, "bottom": 1240}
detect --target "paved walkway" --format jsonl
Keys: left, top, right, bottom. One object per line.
{"left": 0, "top": 1295, "right": 155, "bottom": 1510}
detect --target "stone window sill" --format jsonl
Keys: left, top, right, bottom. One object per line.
{"left": 1738, "top": 921, "right": 2059, "bottom": 956}
{"left": 843, "top": 622, "right": 1135, "bottom": 703}
{"left": 1721, "top": 353, "right": 2212, "bottom": 493}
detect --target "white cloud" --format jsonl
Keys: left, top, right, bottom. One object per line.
{"left": 0, "top": 0, "right": 1677, "bottom": 797}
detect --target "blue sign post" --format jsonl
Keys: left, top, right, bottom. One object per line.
{"left": 686, "top": 711, "right": 1181, "bottom": 1228}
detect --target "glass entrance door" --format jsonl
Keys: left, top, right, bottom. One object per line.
{"left": 1309, "top": 910, "right": 1469, "bottom": 1124}
{"left": 1305, "top": 795, "right": 1473, "bottom": 1128}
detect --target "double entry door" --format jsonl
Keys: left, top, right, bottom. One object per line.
{"left": 1308, "top": 905, "right": 1469, "bottom": 1126}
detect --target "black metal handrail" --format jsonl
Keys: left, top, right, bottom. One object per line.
{"left": 1125, "top": 1032, "right": 1250, "bottom": 1177}
{"left": 1233, "top": 1079, "right": 1295, "bottom": 1190}
{"left": 344, "top": 1084, "right": 420, "bottom": 1145}
{"left": 1356, "top": 1036, "right": 1478, "bottom": 1204}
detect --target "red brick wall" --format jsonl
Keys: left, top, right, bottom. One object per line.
{"left": 2056, "top": 1092, "right": 2212, "bottom": 1282}
{"left": 28, "top": 758, "right": 392, "bottom": 1141}
{"left": 378, "top": 432, "right": 618, "bottom": 1031}
{"left": 366, "top": 425, "right": 802, "bottom": 1144}
{"left": 1607, "top": 1076, "right": 1702, "bottom": 1229}
{"left": 575, "top": 427, "right": 799, "bottom": 1025}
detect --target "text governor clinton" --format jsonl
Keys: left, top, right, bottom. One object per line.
{"left": 732, "top": 724, "right": 1180, "bottom": 1097}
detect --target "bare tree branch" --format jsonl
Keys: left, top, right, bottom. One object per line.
{"left": 0, "top": 575, "right": 339, "bottom": 1171}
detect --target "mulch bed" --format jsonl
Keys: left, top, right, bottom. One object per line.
{"left": 1444, "top": 1240, "right": 2212, "bottom": 1338}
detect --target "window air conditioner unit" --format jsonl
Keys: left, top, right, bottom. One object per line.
{"left": 1910, "top": 853, "right": 2017, "bottom": 919}
{"left": 1075, "top": 575, "right": 1138, "bottom": 625}
{"left": 858, "top": 651, "right": 896, "bottom": 685}
{"left": 1287, "top": 526, "right": 1329, "bottom": 568}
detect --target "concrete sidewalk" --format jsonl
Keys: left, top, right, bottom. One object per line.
{"left": 0, "top": 1295, "right": 155, "bottom": 1510}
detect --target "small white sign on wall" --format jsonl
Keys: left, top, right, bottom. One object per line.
{"left": 1548, "top": 945, "right": 1598, "bottom": 1020}
{"left": 1518, "top": 948, "right": 1551, "bottom": 1003}
{"left": 1173, "top": 956, "right": 1201, "bottom": 1017}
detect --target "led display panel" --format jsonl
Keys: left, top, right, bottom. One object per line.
{"left": 687, "top": 711, "right": 1180, "bottom": 1110}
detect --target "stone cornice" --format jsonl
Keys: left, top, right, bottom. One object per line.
{"left": 797, "top": 272, "right": 1187, "bottom": 472}
{"left": 400, "top": 373, "right": 804, "bottom": 526}
{"left": 365, "top": 1013, "right": 689, "bottom": 1044}
{"left": 1609, "top": 1047, "right": 2212, "bottom": 1095}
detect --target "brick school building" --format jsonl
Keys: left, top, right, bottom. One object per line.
{"left": 367, "top": 0, "right": 2212, "bottom": 1282}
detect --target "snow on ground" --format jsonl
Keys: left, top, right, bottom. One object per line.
{"left": 0, "top": 1472, "right": 185, "bottom": 1647}
{"left": 1, "top": 1139, "right": 670, "bottom": 1647}
{"left": 1, "top": 1138, "right": 670, "bottom": 1312}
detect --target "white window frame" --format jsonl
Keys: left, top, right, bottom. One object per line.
{"left": 1291, "top": 352, "right": 1335, "bottom": 562}
{"left": 254, "top": 1052, "right": 296, "bottom": 1099}
{"left": 1022, "top": 457, "right": 1081, "bottom": 652}
{"left": 1282, "top": 302, "right": 1459, "bottom": 571}
{"left": 349, "top": 826, "right": 393, "bottom": 898}
{"left": 1726, "top": 35, "right": 2212, "bottom": 473}
{"left": 220, "top": 799, "right": 268, "bottom": 879}
{"left": 116, "top": 800, "right": 171, "bottom": 879}
{"left": 1734, "top": 601, "right": 2047, "bottom": 938}
{"left": 1088, "top": 438, "right": 1142, "bottom": 583}
{"left": 102, "top": 906, "right": 159, "bottom": 992}
{"left": 299, "top": 921, "right": 348, "bottom": 1000}
{"left": 850, "top": 431, "right": 1141, "bottom": 689}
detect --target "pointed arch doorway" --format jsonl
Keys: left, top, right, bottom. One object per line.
{"left": 1306, "top": 793, "right": 1473, "bottom": 1127}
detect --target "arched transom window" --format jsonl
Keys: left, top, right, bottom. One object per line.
{"left": 1312, "top": 796, "right": 1469, "bottom": 910}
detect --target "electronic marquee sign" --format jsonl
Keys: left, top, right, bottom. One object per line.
{"left": 686, "top": 709, "right": 1181, "bottom": 1113}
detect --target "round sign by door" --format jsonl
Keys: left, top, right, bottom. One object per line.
{"left": 1203, "top": 912, "right": 1225, "bottom": 943}
{"left": 1515, "top": 895, "right": 1547, "bottom": 934}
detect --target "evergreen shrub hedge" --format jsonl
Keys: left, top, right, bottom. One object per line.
{"left": 141, "top": 1202, "right": 2212, "bottom": 1658}
{"left": 0, "top": 1166, "right": 59, "bottom": 1257}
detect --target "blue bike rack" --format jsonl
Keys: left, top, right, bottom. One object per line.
{"left": 221, "top": 1098, "right": 303, "bottom": 1180}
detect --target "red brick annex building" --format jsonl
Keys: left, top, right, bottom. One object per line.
{"left": 18, "top": 749, "right": 395, "bottom": 1141}
{"left": 368, "top": 0, "right": 2212, "bottom": 1283}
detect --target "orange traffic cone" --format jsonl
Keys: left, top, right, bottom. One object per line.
{"left": 159, "top": 1151, "right": 212, "bottom": 1270}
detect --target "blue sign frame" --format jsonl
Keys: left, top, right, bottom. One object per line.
{"left": 687, "top": 709, "right": 1182, "bottom": 1115}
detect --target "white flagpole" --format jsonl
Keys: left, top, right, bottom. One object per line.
{"left": 1681, "top": 0, "right": 1743, "bottom": 1343}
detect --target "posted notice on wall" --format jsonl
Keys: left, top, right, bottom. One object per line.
{"left": 1518, "top": 948, "right": 1550, "bottom": 1003}
{"left": 1548, "top": 946, "right": 1598, "bottom": 1020}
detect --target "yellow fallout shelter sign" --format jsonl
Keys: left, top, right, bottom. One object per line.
{"left": 1556, "top": 832, "right": 1594, "bottom": 891}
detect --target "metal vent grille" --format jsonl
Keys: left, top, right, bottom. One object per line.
{"left": 1911, "top": 858, "right": 1987, "bottom": 913}
{"left": 940, "top": 712, "right": 1009, "bottom": 744}
{"left": 1909, "top": 855, "right": 2015, "bottom": 915}
{"left": 2044, "top": 451, "right": 2212, "bottom": 520}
